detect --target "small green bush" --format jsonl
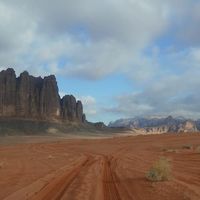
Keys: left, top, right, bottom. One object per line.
{"left": 146, "top": 157, "right": 171, "bottom": 182}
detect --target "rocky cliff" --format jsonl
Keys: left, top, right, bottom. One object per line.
{"left": 0, "top": 68, "right": 85, "bottom": 123}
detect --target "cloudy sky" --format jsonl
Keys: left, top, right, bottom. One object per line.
{"left": 0, "top": 0, "right": 200, "bottom": 124}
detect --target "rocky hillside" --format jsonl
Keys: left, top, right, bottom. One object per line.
{"left": 0, "top": 68, "right": 85, "bottom": 123}
{"left": 109, "top": 116, "right": 199, "bottom": 133}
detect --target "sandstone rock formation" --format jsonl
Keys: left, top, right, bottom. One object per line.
{"left": 40, "top": 75, "right": 61, "bottom": 119}
{"left": 0, "top": 68, "right": 85, "bottom": 123}
{"left": 76, "top": 100, "right": 83, "bottom": 122}
{"left": 0, "top": 68, "right": 17, "bottom": 116}
{"left": 93, "top": 122, "right": 106, "bottom": 129}
{"left": 61, "top": 95, "right": 77, "bottom": 121}
{"left": 178, "top": 120, "right": 198, "bottom": 133}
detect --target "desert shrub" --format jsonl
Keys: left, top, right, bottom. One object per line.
{"left": 182, "top": 144, "right": 193, "bottom": 150}
{"left": 162, "top": 148, "right": 178, "bottom": 153}
{"left": 146, "top": 157, "right": 171, "bottom": 182}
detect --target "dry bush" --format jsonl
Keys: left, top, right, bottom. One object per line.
{"left": 182, "top": 144, "right": 193, "bottom": 150}
{"left": 163, "top": 148, "right": 178, "bottom": 153}
{"left": 146, "top": 157, "right": 171, "bottom": 182}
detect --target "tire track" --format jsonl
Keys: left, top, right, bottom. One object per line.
{"left": 30, "top": 156, "right": 93, "bottom": 200}
{"left": 60, "top": 154, "right": 103, "bottom": 200}
{"left": 4, "top": 156, "right": 89, "bottom": 200}
{"left": 103, "top": 156, "right": 121, "bottom": 200}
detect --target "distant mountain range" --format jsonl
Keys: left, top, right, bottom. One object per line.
{"left": 109, "top": 116, "right": 200, "bottom": 133}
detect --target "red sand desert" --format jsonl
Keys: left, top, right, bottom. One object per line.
{"left": 0, "top": 133, "right": 200, "bottom": 200}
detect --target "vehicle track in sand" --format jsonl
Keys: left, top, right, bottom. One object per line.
{"left": 4, "top": 156, "right": 89, "bottom": 200}
{"left": 103, "top": 155, "right": 121, "bottom": 200}
{"left": 1, "top": 133, "right": 200, "bottom": 200}
{"left": 30, "top": 156, "right": 92, "bottom": 200}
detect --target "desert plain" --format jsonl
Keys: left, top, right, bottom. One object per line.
{"left": 0, "top": 133, "right": 200, "bottom": 200}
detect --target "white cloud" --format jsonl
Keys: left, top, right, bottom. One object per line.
{"left": 1, "top": 0, "right": 200, "bottom": 121}
{"left": 0, "top": 0, "right": 171, "bottom": 80}
{"left": 105, "top": 47, "right": 200, "bottom": 119}
{"left": 78, "top": 96, "right": 97, "bottom": 116}
{"left": 0, "top": 0, "right": 199, "bottom": 81}
{"left": 79, "top": 96, "right": 96, "bottom": 106}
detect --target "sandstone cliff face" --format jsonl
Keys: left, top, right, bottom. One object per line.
{"left": 40, "top": 75, "right": 61, "bottom": 119}
{"left": 0, "top": 68, "right": 85, "bottom": 123}
{"left": 61, "top": 95, "right": 77, "bottom": 121}
{"left": 178, "top": 121, "right": 198, "bottom": 133}
{"left": 76, "top": 100, "right": 83, "bottom": 122}
{"left": 16, "top": 71, "right": 42, "bottom": 118}
{"left": 0, "top": 68, "right": 16, "bottom": 116}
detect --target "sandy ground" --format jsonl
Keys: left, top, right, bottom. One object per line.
{"left": 0, "top": 133, "right": 200, "bottom": 200}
